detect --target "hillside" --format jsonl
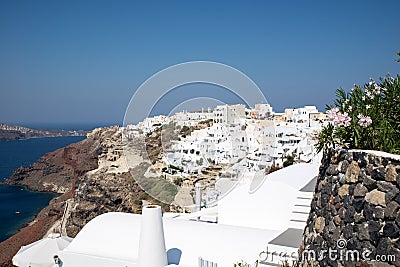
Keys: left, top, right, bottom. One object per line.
{"left": 0, "top": 126, "right": 172, "bottom": 265}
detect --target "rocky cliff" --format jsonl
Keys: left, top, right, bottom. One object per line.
{"left": 0, "top": 125, "right": 175, "bottom": 265}
{"left": 3, "top": 130, "right": 101, "bottom": 192}
{"left": 64, "top": 126, "right": 171, "bottom": 236}
{"left": 0, "top": 122, "right": 218, "bottom": 265}
{"left": 0, "top": 127, "right": 106, "bottom": 265}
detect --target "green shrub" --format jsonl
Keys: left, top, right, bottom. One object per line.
{"left": 283, "top": 154, "right": 295, "bottom": 167}
{"left": 173, "top": 177, "right": 183, "bottom": 186}
{"left": 316, "top": 75, "right": 400, "bottom": 154}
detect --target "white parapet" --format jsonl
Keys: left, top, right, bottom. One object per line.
{"left": 138, "top": 205, "right": 168, "bottom": 267}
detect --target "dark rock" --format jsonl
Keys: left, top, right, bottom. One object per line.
{"left": 396, "top": 214, "right": 400, "bottom": 228}
{"left": 358, "top": 222, "right": 370, "bottom": 240}
{"left": 321, "top": 193, "right": 331, "bottom": 207}
{"left": 389, "top": 247, "right": 400, "bottom": 266}
{"left": 385, "top": 187, "right": 399, "bottom": 203}
{"left": 372, "top": 168, "right": 386, "bottom": 181}
{"left": 345, "top": 206, "right": 355, "bottom": 223}
{"left": 339, "top": 160, "right": 349, "bottom": 173}
{"left": 343, "top": 224, "right": 354, "bottom": 239}
{"left": 373, "top": 156, "right": 382, "bottom": 166}
{"left": 366, "top": 163, "right": 374, "bottom": 175}
{"left": 344, "top": 153, "right": 353, "bottom": 162}
{"left": 364, "top": 202, "right": 374, "bottom": 220}
{"left": 373, "top": 206, "right": 385, "bottom": 219}
{"left": 376, "top": 237, "right": 393, "bottom": 256}
{"left": 349, "top": 184, "right": 356, "bottom": 195}
{"left": 361, "top": 240, "right": 376, "bottom": 259}
{"left": 332, "top": 227, "right": 341, "bottom": 241}
{"left": 353, "top": 197, "right": 365, "bottom": 212}
{"left": 354, "top": 212, "right": 365, "bottom": 223}
{"left": 383, "top": 222, "right": 399, "bottom": 238}
{"left": 368, "top": 221, "right": 381, "bottom": 245}
{"left": 328, "top": 164, "right": 340, "bottom": 175}
{"left": 321, "top": 182, "right": 332, "bottom": 195}
{"left": 363, "top": 175, "right": 378, "bottom": 191}
{"left": 384, "top": 201, "right": 400, "bottom": 219}
{"left": 326, "top": 256, "right": 339, "bottom": 267}
{"left": 311, "top": 198, "right": 317, "bottom": 210}
{"left": 358, "top": 156, "right": 368, "bottom": 168}
{"left": 377, "top": 181, "right": 395, "bottom": 192}
{"left": 331, "top": 205, "right": 338, "bottom": 216}
{"left": 344, "top": 195, "right": 352, "bottom": 208}
{"left": 354, "top": 183, "right": 368, "bottom": 197}
{"left": 327, "top": 220, "right": 336, "bottom": 233}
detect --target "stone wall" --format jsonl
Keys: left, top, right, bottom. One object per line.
{"left": 299, "top": 150, "right": 400, "bottom": 267}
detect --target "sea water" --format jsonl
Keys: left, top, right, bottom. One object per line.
{"left": 0, "top": 136, "right": 85, "bottom": 242}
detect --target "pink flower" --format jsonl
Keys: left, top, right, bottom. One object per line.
{"left": 333, "top": 112, "right": 352, "bottom": 127}
{"left": 357, "top": 114, "right": 372, "bottom": 127}
{"left": 327, "top": 108, "right": 339, "bottom": 120}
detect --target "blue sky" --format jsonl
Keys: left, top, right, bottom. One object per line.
{"left": 0, "top": 0, "right": 399, "bottom": 128}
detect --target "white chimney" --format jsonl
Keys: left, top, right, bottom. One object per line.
{"left": 138, "top": 205, "right": 168, "bottom": 267}
{"left": 195, "top": 183, "right": 202, "bottom": 212}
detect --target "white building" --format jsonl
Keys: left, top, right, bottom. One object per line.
{"left": 283, "top": 106, "right": 318, "bottom": 124}
{"left": 252, "top": 103, "right": 273, "bottom": 119}
{"left": 174, "top": 109, "right": 213, "bottom": 127}
{"left": 213, "top": 104, "right": 246, "bottom": 125}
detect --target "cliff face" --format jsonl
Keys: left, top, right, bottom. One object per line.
{"left": 4, "top": 131, "right": 101, "bottom": 193}
{"left": 0, "top": 126, "right": 177, "bottom": 266}
{"left": 0, "top": 128, "right": 104, "bottom": 265}
{"left": 65, "top": 126, "right": 171, "bottom": 236}
{"left": 299, "top": 150, "right": 400, "bottom": 267}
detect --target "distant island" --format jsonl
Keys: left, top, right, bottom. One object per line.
{"left": 0, "top": 124, "right": 87, "bottom": 141}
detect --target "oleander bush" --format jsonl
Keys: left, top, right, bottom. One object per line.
{"left": 316, "top": 74, "right": 400, "bottom": 154}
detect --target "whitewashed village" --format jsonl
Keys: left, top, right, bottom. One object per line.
{"left": 128, "top": 103, "right": 325, "bottom": 178}
{"left": 13, "top": 103, "right": 329, "bottom": 267}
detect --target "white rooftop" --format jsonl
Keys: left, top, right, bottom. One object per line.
{"left": 57, "top": 162, "right": 319, "bottom": 266}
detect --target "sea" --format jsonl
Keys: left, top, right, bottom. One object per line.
{"left": 0, "top": 136, "right": 86, "bottom": 242}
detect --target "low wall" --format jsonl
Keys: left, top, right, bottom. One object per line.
{"left": 299, "top": 150, "right": 400, "bottom": 267}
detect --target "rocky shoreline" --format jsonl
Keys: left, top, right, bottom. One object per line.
{"left": 0, "top": 128, "right": 101, "bottom": 265}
